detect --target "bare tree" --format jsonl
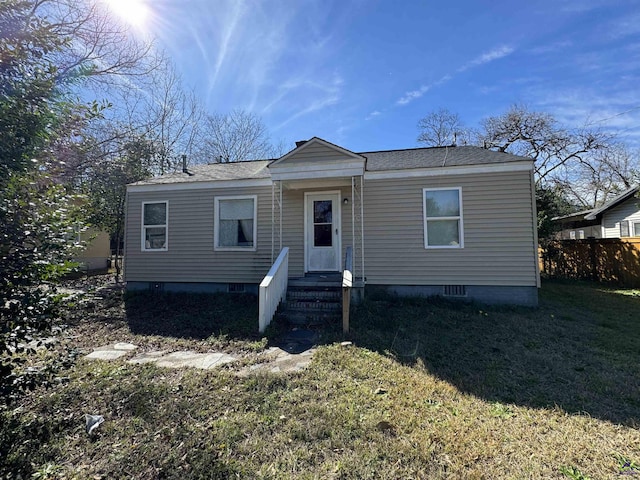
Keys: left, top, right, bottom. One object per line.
{"left": 417, "top": 108, "right": 471, "bottom": 146}
{"left": 552, "top": 144, "right": 639, "bottom": 208}
{"left": 478, "top": 104, "right": 613, "bottom": 185}
{"left": 34, "top": 0, "right": 159, "bottom": 87}
{"left": 141, "top": 63, "right": 203, "bottom": 173}
{"left": 198, "top": 110, "right": 276, "bottom": 163}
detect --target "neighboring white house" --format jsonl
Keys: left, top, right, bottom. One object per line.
{"left": 554, "top": 186, "right": 640, "bottom": 240}
{"left": 124, "top": 137, "right": 540, "bottom": 306}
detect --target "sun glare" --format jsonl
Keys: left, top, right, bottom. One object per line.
{"left": 102, "top": 0, "right": 149, "bottom": 28}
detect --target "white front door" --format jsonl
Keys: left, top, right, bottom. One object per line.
{"left": 305, "top": 192, "right": 341, "bottom": 272}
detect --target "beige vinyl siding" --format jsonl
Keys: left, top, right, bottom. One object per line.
{"left": 363, "top": 170, "right": 537, "bottom": 286}
{"left": 277, "top": 143, "right": 356, "bottom": 167}
{"left": 601, "top": 197, "right": 640, "bottom": 238}
{"left": 125, "top": 185, "right": 272, "bottom": 283}
{"left": 281, "top": 185, "right": 353, "bottom": 277}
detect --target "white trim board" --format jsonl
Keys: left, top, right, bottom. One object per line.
{"left": 365, "top": 161, "right": 532, "bottom": 180}
{"left": 128, "top": 178, "right": 271, "bottom": 193}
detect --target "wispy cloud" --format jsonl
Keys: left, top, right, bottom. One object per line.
{"left": 365, "top": 110, "right": 381, "bottom": 120}
{"left": 272, "top": 73, "right": 344, "bottom": 131}
{"left": 396, "top": 75, "right": 451, "bottom": 106}
{"left": 458, "top": 45, "right": 515, "bottom": 72}
{"left": 528, "top": 41, "right": 572, "bottom": 56}
{"left": 394, "top": 45, "right": 515, "bottom": 107}
{"left": 606, "top": 12, "right": 640, "bottom": 40}
{"left": 208, "top": 1, "right": 246, "bottom": 91}
{"left": 534, "top": 87, "right": 640, "bottom": 144}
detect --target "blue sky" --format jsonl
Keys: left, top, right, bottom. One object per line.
{"left": 132, "top": 0, "right": 639, "bottom": 152}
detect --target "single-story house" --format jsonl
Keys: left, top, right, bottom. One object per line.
{"left": 553, "top": 186, "right": 640, "bottom": 240}
{"left": 124, "top": 137, "right": 540, "bottom": 309}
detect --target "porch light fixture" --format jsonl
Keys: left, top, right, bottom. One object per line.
{"left": 343, "top": 198, "right": 349, "bottom": 205}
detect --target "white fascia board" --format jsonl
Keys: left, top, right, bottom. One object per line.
{"left": 364, "top": 161, "right": 532, "bottom": 180}
{"left": 283, "top": 178, "right": 352, "bottom": 190}
{"left": 127, "top": 178, "right": 272, "bottom": 193}
{"left": 270, "top": 159, "right": 365, "bottom": 174}
{"left": 271, "top": 166, "right": 365, "bottom": 181}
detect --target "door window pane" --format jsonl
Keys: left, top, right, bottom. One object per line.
{"left": 314, "top": 224, "right": 332, "bottom": 247}
{"left": 314, "top": 201, "right": 332, "bottom": 223}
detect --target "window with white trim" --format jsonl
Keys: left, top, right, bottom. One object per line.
{"left": 423, "top": 187, "right": 463, "bottom": 248}
{"left": 633, "top": 222, "right": 640, "bottom": 237}
{"left": 142, "top": 201, "right": 168, "bottom": 251}
{"left": 620, "top": 221, "right": 630, "bottom": 237}
{"left": 215, "top": 195, "right": 257, "bottom": 250}
{"left": 569, "top": 230, "right": 576, "bottom": 240}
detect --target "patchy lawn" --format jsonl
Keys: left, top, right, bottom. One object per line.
{"left": 1, "top": 278, "right": 639, "bottom": 479}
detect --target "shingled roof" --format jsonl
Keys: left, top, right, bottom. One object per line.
{"left": 130, "top": 144, "right": 531, "bottom": 186}
{"left": 129, "top": 160, "right": 272, "bottom": 186}
{"left": 362, "top": 145, "right": 530, "bottom": 171}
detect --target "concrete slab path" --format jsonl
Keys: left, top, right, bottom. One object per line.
{"left": 84, "top": 342, "right": 315, "bottom": 374}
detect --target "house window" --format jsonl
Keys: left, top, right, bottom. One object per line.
{"left": 620, "top": 221, "right": 630, "bottom": 237}
{"left": 215, "top": 195, "right": 257, "bottom": 250}
{"left": 142, "top": 201, "right": 168, "bottom": 251}
{"left": 578, "top": 230, "right": 585, "bottom": 239}
{"left": 423, "top": 187, "right": 463, "bottom": 248}
{"left": 634, "top": 222, "right": 640, "bottom": 237}
{"left": 569, "top": 231, "right": 576, "bottom": 240}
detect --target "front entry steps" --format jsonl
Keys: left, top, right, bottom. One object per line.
{"left": 279, "top": 275, "right": 342, "bottom": 327}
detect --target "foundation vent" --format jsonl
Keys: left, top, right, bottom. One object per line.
{"left": 228, "top": 283, "right": 246, "bottom": 293}
{"left": 443, "top": 285, "right": 466, "bottom": 297}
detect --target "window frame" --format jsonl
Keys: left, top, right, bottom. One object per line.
{"left": 214, "top": 195, "right": 258, "bottom": 252}
{"left": 633, "top": 221, "right": 640, "bottom": 237}
{"left": 141, "top": 201, "right": 169, "bottom": 252}
{"left": 620, "top": 220, "right": 630, "bottom": 237}
{"left": 423, "top": 187, "right": 464, "bottom": 249}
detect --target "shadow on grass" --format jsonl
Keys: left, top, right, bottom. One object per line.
{"left": 338, "top": 280, "right": 640, "bottom": 427}
{"left": 124, "top": 291, "right": 262, "bottom": 341}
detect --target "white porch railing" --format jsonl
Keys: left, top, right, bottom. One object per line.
{"left": 342, "top": 246, "right": 353, "bottom": 334}
{"left": 258, "top": 247, "right": 289, "bottom": 333}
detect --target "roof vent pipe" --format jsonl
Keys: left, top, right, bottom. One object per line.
{"left": 182, "top": 154, "right": 194, "bottom": 175}
{"left": 295, "top": 140, "right": 307, "bottom": 148}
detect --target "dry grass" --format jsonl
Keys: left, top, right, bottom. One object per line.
{"left": 1, "top": 279, "right": 639, "bottom": 479}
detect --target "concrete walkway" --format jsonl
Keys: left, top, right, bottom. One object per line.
{"left": 84, "top": 342, "right": 315, "bottom": 374}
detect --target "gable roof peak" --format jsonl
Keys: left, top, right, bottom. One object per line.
{"left": 269, "top": 136, "right": 366, "bottom": 167}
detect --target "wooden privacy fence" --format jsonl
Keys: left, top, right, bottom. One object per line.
{"left": 540, "top": 238, "right": 640, "bottom": 288}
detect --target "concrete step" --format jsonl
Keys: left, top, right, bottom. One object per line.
{"left": 279, "top": 309, "right": 341, "bottom": 327}
{"left": 287, "top": 289, "right": 341, "bottom": 302}
{"left": 282, "top": 283, "right": 343, "bottom": 327}
{"left": 285, "top": 300, "right": 341, "bottom": 312}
